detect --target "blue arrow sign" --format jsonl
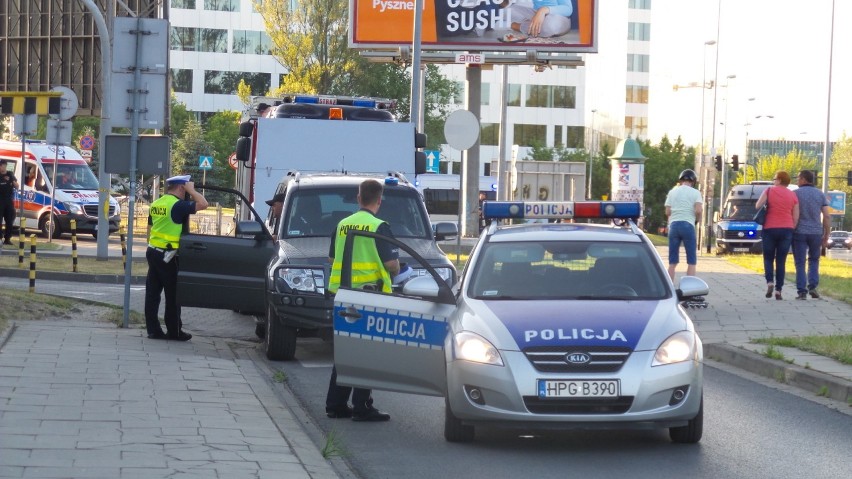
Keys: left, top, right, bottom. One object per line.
{"left": 424, "top": 150, "right": 440, "bottom": 173}
{"left": 198, "top": 155, "right": 213, "bottom": 170}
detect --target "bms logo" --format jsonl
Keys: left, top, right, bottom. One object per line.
{"left": 565, "top": 352, "right": 591, "bottom": 364}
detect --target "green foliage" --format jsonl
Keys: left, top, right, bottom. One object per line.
{"left": 203, "top": 111, "right": 240, "bottom": 198}
{"left": 735, "top": 149, "right": 818, "bottom": 184}
{"left": 170, "top": 93, "right": 193, "bottom": 138}
{"left": 256, "top": 0, "right": 359, "bottom": 95}
{"left": 826, "top": 133, "right": 852, "bottom": 229}
{"left": 523, "top": 140, "right": 555, "bottom": 161}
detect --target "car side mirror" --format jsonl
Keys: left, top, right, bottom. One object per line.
{"left": 235, "top": 220, "right": 270, "bottom": 240}
{"left": 433, "top": 221, "right": 458, "bottom": 241}
{"left": 676, "top": 276, "right": 709, "bottom": 300}
{"left": 402, "top": 275, "right": 441, "bottom": 299}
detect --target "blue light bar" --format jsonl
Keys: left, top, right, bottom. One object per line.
{"left": 385, "top": 176, "right": 399, "bottom": 186}
{"left": 353, "top": 99, "right": 378, "bottom": 108}
{"left": 482, "top": 201, "right": 641, "bottom": 220}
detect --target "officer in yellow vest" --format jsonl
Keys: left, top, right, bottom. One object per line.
{"left": 145, "top": 174, "right": 208, "bottom": 341}
{"left": 326, "top": 179, "right": 399, "bottom": 422}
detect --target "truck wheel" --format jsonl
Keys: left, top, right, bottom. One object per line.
{"left": 265, "top": 305, "right": 296, "bottom": 361}
{"left": 39, "top": 214, "right": 62, "bottom": 239}
{"left": 444, "top": 398, "right": 475, "bottom": 442}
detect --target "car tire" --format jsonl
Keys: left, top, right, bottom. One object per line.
{"left": 444, "top": 398, "right": 474, "bottom": 443}
{"left": 265, "top": 305, "right": 297, "bottom": 361}
{"left": 669, "top": 397, "right": 703, "bottom": 444}
{"left": 39, "top": 214, "right": 62, "bottom": 239}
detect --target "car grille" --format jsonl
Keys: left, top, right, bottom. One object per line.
{"left": 523, "top": 346, "right": 632, "bottom": 373}
{"left": 722, "top": 230, "right": 760, "bottom": 240}
{"left": 82, "top": 205, "right": 115, "bottom": 217}
{"left": 523, "top": 396, "right": 634, "bottom": 414}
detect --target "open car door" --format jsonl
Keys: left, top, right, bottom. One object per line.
{"left": 333, "top": 229, "right": 456, "bottom": 397}
{"left": 176, "top": 185, "right": 276, "bottom": 314}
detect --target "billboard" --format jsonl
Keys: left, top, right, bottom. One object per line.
{"left": 826, "top": 191, "right": 847, "bottom": 216}
{"left": 349, "top": 0, "right": 597, "bottom": 53}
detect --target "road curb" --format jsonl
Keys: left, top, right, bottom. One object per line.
{"left": 705, "top": 343, "right": 851, "bottom": 404}
{"left": 0, "top": 267, "right": 146, "bottom": 285}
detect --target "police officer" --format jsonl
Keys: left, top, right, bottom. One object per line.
{"left": 145, "top": 174, "right": 208, "bottom": 340}
{"left": 325, "top": 178, "right": 399, "bottom": 422}
{"left": 0, "top": 160, "right": 19, "bottom": 245}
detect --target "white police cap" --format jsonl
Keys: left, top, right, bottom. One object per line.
{"left": 166, "top": 174, "right": 191, "bottom": 185}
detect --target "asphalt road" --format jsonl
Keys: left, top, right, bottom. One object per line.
{"left": 274, "top": 345, "right": 852, "bottom": 479}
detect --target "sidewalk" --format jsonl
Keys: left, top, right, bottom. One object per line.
{"left": 1, "top": 242, "right": 850, "bottom": 478}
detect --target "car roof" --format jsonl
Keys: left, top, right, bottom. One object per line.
{"left": 487, "top": 222, "right": 645, "bottom": 244}
{"left": 285, "top": 173, "right": 417, "bottom": 190}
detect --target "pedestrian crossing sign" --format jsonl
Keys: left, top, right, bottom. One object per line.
{"left": 198, "top": 155, "right": 213, "bottom": 170}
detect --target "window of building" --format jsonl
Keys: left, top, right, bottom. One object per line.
{"left": 566, "top": 126, "right": 584, "bottom": 149}
{"left": 625, "top": 116, "right": 648, "bottom": 138}
{"left": 481, "top": 83, "right": 490, "bottom": 106}
{"left": 507, "top": 84, "right": 521, "bottom": 106}
{"left": 201, "top": 28, "right": 228, "bottom": 53}
{"left": 204, "top": 0, "right": 239, "bottom": 12}
{"left": 627, "top": 54, "right": 650, "bottom": 72}
{"left": 627, "top": 22, "right": 650, "bottom": 41}
{"left": 171, "top": 0, "right": 196, "bottom": 8}
{"left": 553, "top": 125, "right": 563, "bottom": 148}
{"left": 628, "top": 0, "right": 651, "bottom": 9}
{"left": 450, "top": 82, "right": 490, "bottom": 105}
{"left": 171, "top": 69, "right": 193, "bottom": 93}
{"left": 205, "top": 71, "right": 270, "bottom": 95}
{"left": 453, "top": 81, "right": 464, "bottom": 104}
{"left": 481, "top": 123, "right": 499, "bottom": 146}
{"left": 513, "top": 124, "right": 546, "bottom": 147}
{"left": 233, "top": 30, "right": 271, "bottom": 54}
{"left": 625, "top": 85, "right": 649, "bottom": 104}
{"left": 170, "top": 26, "right": 197, "bottom": 52}
{"left": 525, "top": 85, "right": 575, "bottom": 108}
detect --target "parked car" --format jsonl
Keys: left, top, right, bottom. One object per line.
{"left": 827, "top": 231, "right": 851, "bottom": 250}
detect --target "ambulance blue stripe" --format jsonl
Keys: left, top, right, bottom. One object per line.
{"left": 333, "top": 303, "right": 449, "bottom": 349}
{"left": 725, "top": 221, "right": 758, "bottom": 231}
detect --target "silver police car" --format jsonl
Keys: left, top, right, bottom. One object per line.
{"left": 332, "top": 201, "right": 708, "bottom": 443}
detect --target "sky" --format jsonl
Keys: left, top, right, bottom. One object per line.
{"left": 647, "top": 0, "right": 851, "bottom": 158}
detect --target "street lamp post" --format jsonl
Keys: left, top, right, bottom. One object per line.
{"left": 719, "top": 74, "right": 736, "bottom": 208}
{"left": 701, "top": 39, "right": 717, "bottom": 253}
{"left": 587, "top": 109, "right": 597, "bottom": 199}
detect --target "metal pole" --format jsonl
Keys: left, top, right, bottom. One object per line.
{"left": 821, "top": 0, "right": 835, "bottom": 194}
{"left": 707, "top": 1, "right": 722, "bottom": 254}
{"left": 409, "top": 0, "right": 424, "bottom": 127}
{"left": 498, "top": 65, "right": 510, "bottom": 201}
{"left": 80, "top": 0, "right": 112, "bottom": 260}
{"left": 587, "top": 110, "right": 596, "bottom": 199}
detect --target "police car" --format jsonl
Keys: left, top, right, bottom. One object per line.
{"left": 331, "top": 201, "right": 709, "bottom": 443}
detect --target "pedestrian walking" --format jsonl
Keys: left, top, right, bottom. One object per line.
{"left": 755, "top": 171, "right": 799, "bottom": 300}
{"left": 144, "top": 174, "right": 209, "bottom": 340}
{"left": 325, "top": 178, "right": 399, "bottom": 422}
{"left": 792, "top": 170, "right": 830, "bottom": 300}
{"left": 0, "top": 160, "right": 19, "bottom": 245}
{"left": 664, "top": 169, "right": 703, "bottom": 280}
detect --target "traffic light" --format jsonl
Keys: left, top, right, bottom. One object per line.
{"left": 847, "top": 170, "right": 852, "bottom": 186}
{"left": 731, "top": 155, "right": 739, "bottom": 171}
{"left": 714, "top": 155, "right": 722, "bottom": 171}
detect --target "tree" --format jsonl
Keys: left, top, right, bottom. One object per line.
{"left": 826, "top": 133, "right": 852, "bottom": 229}
{"left": 638, "top": 135, "right": 695, "bottom": 234}
{"left": 171, "top": 117, "right": 226, "bottom": 204}
{"left": 255, "top": 0, "right": 358, "bottom": 94}
{"left": 203, "top": 111, "right": 241, "bottom": 192}
{"left": 169, "top": 94, "right": 193, "bottom": 139}
{"left": 743, "top": 149, "right": 818, "bottom": 184}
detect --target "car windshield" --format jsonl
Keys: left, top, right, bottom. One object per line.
{"left": 468, "top": 240, "right": 669, "bottom": 300}
{"left": 721, "top": 199, "right": 759, "bottom": 220}
{"left": 282, "top": 186, "right": 431, "bottom": 239}
{"left": 43, "top": 163, "right": 99, "bottom": 190}
{"left": 829, "top": 232, "right": 847, "bottom": 238}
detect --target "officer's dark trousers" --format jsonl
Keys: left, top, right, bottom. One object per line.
{"left": 326, "top": 366, "right": 373, "bottom": 414}
{"left": 0, "top": 201, "right": 14, "bottom": 243}
{"left": 145, "top": 247, "right": 182, "bottom": 335}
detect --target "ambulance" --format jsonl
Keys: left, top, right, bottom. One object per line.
{"left": 0, "top": 139, "right": 121, "bottom": 238}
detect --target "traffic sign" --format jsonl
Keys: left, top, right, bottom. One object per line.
{"left": 199, "top": 155, "right": 213, "bottom": 170}
{"left": 228, "top": 153, "right": 238, "bottom": 170}
{"left": 79, "top": 135, "right": 95, "bottom": 150}
{"left": 424, "top": 150, "right": 440, "bottom": 173}
{"left": 80, "top": 149, "right": 92, "bottom": 159}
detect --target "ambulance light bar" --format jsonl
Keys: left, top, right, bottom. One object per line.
{"left": 483, "top": 201, "right": 641, "bottom": 221}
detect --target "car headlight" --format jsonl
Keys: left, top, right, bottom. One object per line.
{"left": 453, "top": 331, "right": 503, "bottom": 366}
{"left": 413, "top": 266, "right": 454, "bottom": 284}
{"left": 274, "top": 267, "right": 325, "bottom": 294}
{"left": 652, "top": 331, "right": 696, "bottom": 366}
{"left": 66, "top": 202, "right": 83, "bottom": 215}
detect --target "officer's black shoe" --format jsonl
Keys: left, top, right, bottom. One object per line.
{"left": 326, "top": 406, "right": 353, "bottom": 419}
{"left": 168, "top": 331, "right": 192, "bottom": 341}
{"left": 2, "top": 240, "right": 12, "bottom": 245}
{"left": 352, "top": 407, "right": 390, "bottom": 422}
{"left": 147, "top": 331, "right": 168, "bottom": 339}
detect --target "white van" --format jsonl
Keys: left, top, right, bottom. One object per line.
{"left": 0, "top": 139, "right": 121, "bottom": 238}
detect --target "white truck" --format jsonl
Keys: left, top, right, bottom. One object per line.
{"left": 176, "top": 94, "right": 458, "bottom": 361}
{"left": 0, "top": 139, "right": 121, "bottom": 238}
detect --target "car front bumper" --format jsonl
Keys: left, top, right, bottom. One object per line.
{"left": 267, "top": 291, "right": 333, "bottom": 330}
{"left": 446, "top": 350, "right": 703, "bottom": 429}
